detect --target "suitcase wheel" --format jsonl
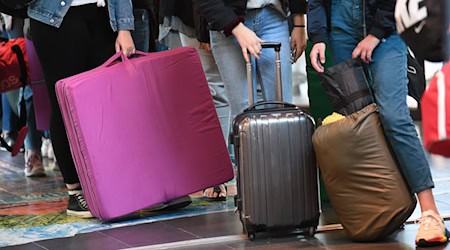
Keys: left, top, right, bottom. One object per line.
{"left": 247, "top": 232, "right": 256, "bottom": 241}
{"left": 303, "top": 226, "right": 316, "bottom": 237}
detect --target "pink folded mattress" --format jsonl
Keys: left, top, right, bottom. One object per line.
{"left": 56, "top": 47, "right": 234, "bottom": 220}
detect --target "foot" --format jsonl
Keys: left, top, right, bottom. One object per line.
{"left": 0, "top": 131, "right": 15, "bottom": 151}
{"left": 24, "top": 150, "right": 46, "bottom": 177}
{"left": 41, "top": 138, "right": 50, "bottom": 158}
{"left": 416, "top": 210, "right": 449, "bottom": 247}
{"left": 47, "top": 140, "right": 55, "bottom": 160}
{"left": 48, "top": 159, "right": 60, "bottom": 172}
{"left": 203, "top": 184, "right": 227, "bottom": 202}
{"left": 67, "top": 186, "right": 93, "bottom": 218}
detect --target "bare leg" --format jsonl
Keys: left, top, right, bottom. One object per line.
{"left": 417, "top": 189, "right": 439, "bottom": 213}
{"left": 66, "top": 183, "right": 80, "bottom": 190}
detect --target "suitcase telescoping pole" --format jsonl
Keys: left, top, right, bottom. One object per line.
{"left": 246, "top": 42, "right": 283, "bottom": 106}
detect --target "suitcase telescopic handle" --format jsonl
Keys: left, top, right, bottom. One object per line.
{"left": 247, "top": 42, "right": 283, "bottom": 106}
{"left": 261, "top": 42, "right": 281, "bottom": 50}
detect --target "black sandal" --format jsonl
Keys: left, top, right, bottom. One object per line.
{"left": 202, "top": 184, "right": 227, "bottom": 202}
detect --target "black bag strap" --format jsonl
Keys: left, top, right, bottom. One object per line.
{"left": 0, "top": 137, "right": 13, "bottom": 152}
{"left": 11, "top": 44, "right": 28, "bottom": 127}
{"left": 332, "top": 89, "right": 372, "bottom": 111}
{"left": 11, "top": 44, "right": 27, "bottom": 88}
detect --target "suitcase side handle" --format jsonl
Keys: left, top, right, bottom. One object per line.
{"left": 247, "top": 42, "right": 282, "bottom": 106}
{"left": 244, "top": 101, "right": 297, "bottom": 112}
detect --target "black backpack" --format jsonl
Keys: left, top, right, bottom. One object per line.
{"left": 395, "top": 0, "right": 449, "bottom": 62}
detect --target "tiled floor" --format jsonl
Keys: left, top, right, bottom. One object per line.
{"left": 1, "top": 149, "right": 449, "bottom": 249}
{"left": 2, "top": 211, "right": 450, "bottom": 250}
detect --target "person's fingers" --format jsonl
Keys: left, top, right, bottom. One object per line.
{"left": 352, "top": 47, "right": 361, "bottom": 59}
{"left": 366, "top": 50, "right": 373, "bottom": 63}
{"left": 123, "top": 45, "right": 136, "bottom": 57}
{"left": 319, "top": 47, "right": 326, "bottom": 64}
{"left": 242, "top": 48, "right": 250, "bottom": 62}
{"left": 310, "top": 50, "right": 324, "bottom": 73}
{"left": 130, "top": 47, "right": 136, "bottom": 56}
{"left": 296, "top": 43, "right": 306, "bottom": 62}
{"left": 310, "top": 50, "right": 318, "bottom": 71}
{"left": 249, "top": 46, "right": 260, "bottom": 60}
{"left": 115, "top": 41, "right": 121, "bottom": 53}
{"left": 360, "top": 50, "right": 367, "bottom": 63}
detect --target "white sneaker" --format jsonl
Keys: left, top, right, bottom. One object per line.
{"left": 24, "top": 150, "right": 46, "bottom": 177}
{"left": 41, "top": 138, "right": 50, "bottom": 158}
{"left": 416, "top": 210, "right": 449, "bottom": 247}
{"left": 48, "top": 159, "right": 60, "bottom": 172}
{"left": 47, "top": 141, "right": 55, "bottom": 160}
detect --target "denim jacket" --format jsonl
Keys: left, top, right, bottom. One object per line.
{"left": 307, "top": 0, "right": 396, "bottom": 44}
{"left": 27, "top": 0, "right": 134, "bottom": 31}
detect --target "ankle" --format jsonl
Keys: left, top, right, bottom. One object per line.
{"left": 26, "top": 149, "right": 39, "bottom": 155}
{"left": 422, "top": 209, "right": 440, "bottom": 215}
{"left": 66, "top": 183, "right": 81, "bottom": 190}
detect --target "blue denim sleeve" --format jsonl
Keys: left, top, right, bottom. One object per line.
{"left": 307, "top": 0, "right": 328, "bottom": 44}
{"left": 109, "top": 0, "right": 134, "bottom": 31}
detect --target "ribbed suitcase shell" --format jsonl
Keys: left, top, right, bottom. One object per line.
{"left": 232, "top": 106, "right": 320, "bottom": 238}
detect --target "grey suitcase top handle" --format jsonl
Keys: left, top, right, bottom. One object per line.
{"left": 247, "top": 42, "right": 283, "bottom": 107}
{"left": 244, "top": 101, "right": 297, "bottom": 112}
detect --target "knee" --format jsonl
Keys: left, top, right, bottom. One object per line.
{"left": 377, "top": 106, "right": 412, "bottom": 132}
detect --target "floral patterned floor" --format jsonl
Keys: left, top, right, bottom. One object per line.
{"left": 0, "top": 156, "right": 237, "bottom": 247}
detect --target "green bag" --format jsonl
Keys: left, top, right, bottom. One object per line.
{"left": 305, "top": 40, "right": 333, "bottom": 202}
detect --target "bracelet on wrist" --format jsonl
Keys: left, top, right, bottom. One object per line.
{"left": 293, "top": 25, "right": 305, "bottom": 28}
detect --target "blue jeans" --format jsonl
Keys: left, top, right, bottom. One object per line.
{"left": 131, "top": 8, "right": 150, "bottom": 52}
{"left": 2, "top": 18, "right": 42, "bottom": 151}
{"left": 329, "top": 0, "right": 434, "bottom": 194}
{"left": 210, "top": 7, "right": 292, "bottom": 118}
{"left": 179, "top": 33, "right": 231, "bottom": 145}
{"left": 22, "top": 86, "right": 42, "bottom": 150}
{"left": 2, "top": 93, "right": 18, "bottom": 132}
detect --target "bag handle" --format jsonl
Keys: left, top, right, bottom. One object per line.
{"left": 101, "top": 50, "right": 150, "bottom": 68}
{"left": 332, "top": 89, "right": 372, "bottom": 111}
{"left": 244, "top": 101, "right": 298, "bottom": 112}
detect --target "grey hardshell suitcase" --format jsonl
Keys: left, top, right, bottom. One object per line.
{"left": 231, "top": 43, "right": 320, "bottom": 240}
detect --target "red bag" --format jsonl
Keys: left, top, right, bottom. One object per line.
{"left": 0, "top": 37, "right": 30, "bottom": 93}
{"left": 421, "top": 63, "right": 450, "bottom": 157}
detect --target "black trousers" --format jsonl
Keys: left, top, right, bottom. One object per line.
{"left": 31, "top": 4, "right": 116, "bottom": 184}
